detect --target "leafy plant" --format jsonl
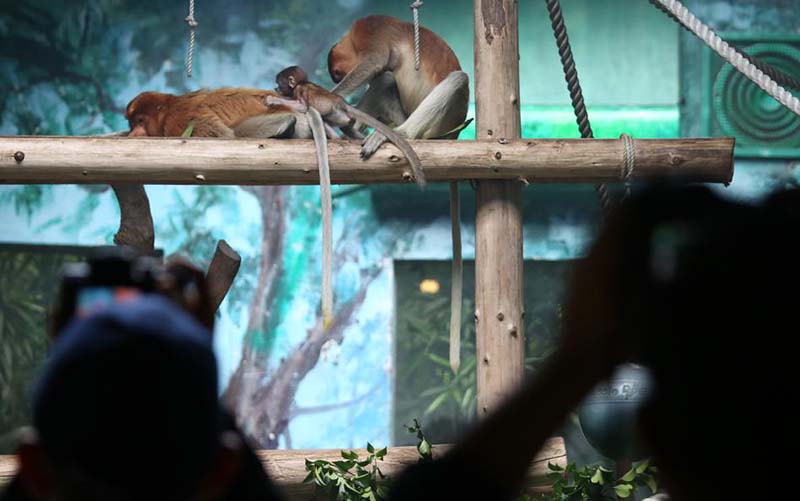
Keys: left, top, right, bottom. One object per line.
{"left": 304, "top": 443, "right": 390, "bottom": 501}
{"left": 524, "top": 459, "right": 659, "bottom": 501}
{"left": 304, "top": 421, "right": 433, "bottom": 501}
{"left": 404, "top": 418, "right": 432, "bottom": 461}
{"left": 0, "top": 248, "right": 86, "bottom": 452}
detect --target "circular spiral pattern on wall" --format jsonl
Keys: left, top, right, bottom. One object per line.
{"left": 713, "top": 42, "right": 800, "bottom": 148}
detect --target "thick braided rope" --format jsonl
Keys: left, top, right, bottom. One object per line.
{"left": 411, "top": 1, "right": 423, "bottom": 71}
{"left": 544, "top": 0, "right": 613, "bottom": 217}
{"left": 185, "top": 0, "right": 198, "bottom": 78}
{"left": 653, "top": 0, "right": 800, "bottom": 116}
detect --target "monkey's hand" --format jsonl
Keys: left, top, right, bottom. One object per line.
{"left": 360, "top": 131, "right": 389, "bottom": 159}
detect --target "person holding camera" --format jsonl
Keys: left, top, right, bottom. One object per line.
{"left": 2, "top": 255, "right": 284, "bottom": 501}
{"left": 388, "top": 185, "right": 799, "bottom": 501}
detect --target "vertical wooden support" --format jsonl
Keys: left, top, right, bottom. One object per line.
{"left": 474, "top": 0, "right": 525, "bottom": 416}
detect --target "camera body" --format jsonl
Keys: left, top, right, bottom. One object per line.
{"left": 50, "top": 247, "right": 213, "bottom": 337}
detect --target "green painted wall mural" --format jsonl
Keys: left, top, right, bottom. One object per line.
{"left": 0, "top": 0, "right": 796, "bottom": 459}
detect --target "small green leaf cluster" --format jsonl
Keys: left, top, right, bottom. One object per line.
{"left": 304, "top": 421, "right": 433, "bottom": 501}
{"left": 304, "top": 443, "right": 390, "bottom": 501}
{"left": 524, "top": 459, "right": 659, "bottom": 501}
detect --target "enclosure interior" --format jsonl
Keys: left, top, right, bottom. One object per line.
{"left": 1, "top": 0, "right": 797, "bottom": 482}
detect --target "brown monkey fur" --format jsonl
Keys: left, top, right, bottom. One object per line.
{"left": 271, "top": 66, "right": 424, "bottom": 186}
{"left": 125, "top": 88, "right": 296, "bottom": 138}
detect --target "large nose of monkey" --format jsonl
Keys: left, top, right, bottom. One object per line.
{"left": 128, "top": 125, "right": 147, "bottom": 137}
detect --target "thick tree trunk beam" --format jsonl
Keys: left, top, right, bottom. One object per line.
{"left": 0, "top": 137, "right": 734, "bottom": 185}
{"left": 474, "top": 0, "right": 526, "bottom": 416}
{"left": 206, "top": 239, "right": 242, "bottom": 312}
{"left": 111, "top": 184, "right": 155, "bottom": 253}
{"left": 0, "top": 437, "right": 567, "bottom": 496}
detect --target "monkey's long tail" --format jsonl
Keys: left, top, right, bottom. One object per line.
{"left": 349, "top": 107, "right": 426, "bottom": 188}
{"left": 449, "top": 181, "right": 462, "bottom": 374}
{"left": 307, "top": 107, "right": 334, "bottom": 329}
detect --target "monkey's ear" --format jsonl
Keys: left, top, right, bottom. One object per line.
{"left": 288, "top": 76, "right": 296, "bottom": 87}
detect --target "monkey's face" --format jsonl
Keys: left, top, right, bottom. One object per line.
{"left": 275, "top": 66, "right": 307, "bottom": 97}
{"left": 275, "top": 76, "right": 294, "bottom": 97}
{"left": 327, "top": 43, "right": 356, "bottom": 83}
{"left": 125, "top": 92, "right": 169, "bottom": 137}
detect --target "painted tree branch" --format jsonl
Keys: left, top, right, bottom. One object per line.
{"left": 206, "top": 239, "right": 242, "bottom": 312}
{"left": 223, "top": 186, "right": 287, "bottom": 424}
{"left": 249, "top": 269, "right": 380, "bottom": 448}
{"left": 111, "top": 184, "right": 154, "bottom": 253}
{"left": 289, "top": 382, "right": 382, "bottom": 419}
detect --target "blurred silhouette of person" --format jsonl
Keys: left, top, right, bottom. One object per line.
{"left": 1, "top": 293, "right": 283, "bottom": 501}
{"left": 388, "top": 185, "right": 799, "bottom": 501}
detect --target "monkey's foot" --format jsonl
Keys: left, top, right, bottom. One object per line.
{"left": 361, "top": 131, "right": 388, "bottom": 159}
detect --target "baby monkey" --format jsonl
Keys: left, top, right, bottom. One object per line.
{"left": 269, "top": 66, "right": 425, "bottom": 186}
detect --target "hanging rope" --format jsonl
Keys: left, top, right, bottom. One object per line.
{"left": 410, "top": 1, "right": 423, "bottom": 71}
{"left": 185, "top": 0, "right": 198, "bottom": 78}
{"left": 620, "top": 133, "right": 636, "bottom": 198}
{"left": 648, "top": 0, "right": 800, "bottom": 91}
{"left": 544, "top": 0, "right": 613, "bottom": 217}
{"left": 650, "top": 0, "right": 800, "bottom": 116}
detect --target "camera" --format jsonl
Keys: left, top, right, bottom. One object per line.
{"left": 50, "top": 247, "right": 213, "bottom": 338}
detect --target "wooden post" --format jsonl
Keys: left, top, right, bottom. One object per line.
{"left": 474, "top": 0, "right": 525, "bottom": 416}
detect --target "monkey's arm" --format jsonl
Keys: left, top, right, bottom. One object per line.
{"left": 323, "top": 122, "right": 344, "bottom": 139}
{"left": 233, "top": 113, "right": 298, "bottom": 139}
{"left": 361, "top": 71, "right": 469, "bottom": 160}
{"left": 331, "top": 52, "right": 389, "bottom": 98}
{"left": 185, "top": 106, "right": 237, "bottom": 138}
{"left": 266, "top": 95, "right": 308, "bottom": 113}
{"left": 347, "top": 105, "right": 425, "bottom": 187}
{"left": 355, "top": 71, "right": 407, "bottom": 127}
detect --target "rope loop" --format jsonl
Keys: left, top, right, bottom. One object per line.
{"left": 620, "top": 133, "right": 636, "bottom": 197}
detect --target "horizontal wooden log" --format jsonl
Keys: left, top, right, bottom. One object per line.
{"left": 0, "top": 438, "right": 566, "bottom": 497}
{"left": 0, "top": 136, "right": 733, "bottom": 185}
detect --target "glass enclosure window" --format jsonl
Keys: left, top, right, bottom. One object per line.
{"left": 393, "top": 259, "right": 573, "bottom": 445}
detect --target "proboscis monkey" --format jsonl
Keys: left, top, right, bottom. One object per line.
{"left": 328, "top": 15, "right": 469, "bottom": 373}
{"left": 268, "top": 65, "right": 427, "bottom": 329}
{"left": 271, "top": 66, "right": 424, "bottom": 184}
{"left": 125, "top": 88, "right": 340, "bottom": 326}
{"left": 125, "top": 88, "right": 311, "bottom": 139}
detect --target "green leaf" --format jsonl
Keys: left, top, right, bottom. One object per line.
{"left": 614, "top": 484, "right": 634, "bottom": 498}
{"left": 590, "top": 468, "right": 604, "bottom": 485}
{"left": 635, "top": 458, "right": 651, "bottom": 474}
{"left": 418, "top": 438, "right": 432, "bottom": 458}
{"left": 427, "top": 352, "right": 452, "bottom": 368}
{"left": 181, "top": 122, "right": 195, "bottom": 138}
{"left": 621, "top": 467, "right": 637, "bottom": 483}
{"left": 423, "top": 391, "right": 450, "bottom": 416}
{"left": 548, "top": 462, "right": 565, "bottom": 472}
{"left": 376, "top": 447, "right": 387, "bottom": 459}
{"left": 367, "top": 443, "right": 375, "bottom": 454}
{"left": 335, "top": 460, "right": 355, "bottom": 472}
{"left": 644, "top": 474, "right": 658, "bottom": 494}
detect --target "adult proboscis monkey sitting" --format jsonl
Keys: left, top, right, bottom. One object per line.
{"left": 328, "top": 15, "right": 470, "bottom": 372}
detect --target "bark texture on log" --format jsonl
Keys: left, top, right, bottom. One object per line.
{"left": 0, "top": 137, "right": 735, "bottom": 185}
